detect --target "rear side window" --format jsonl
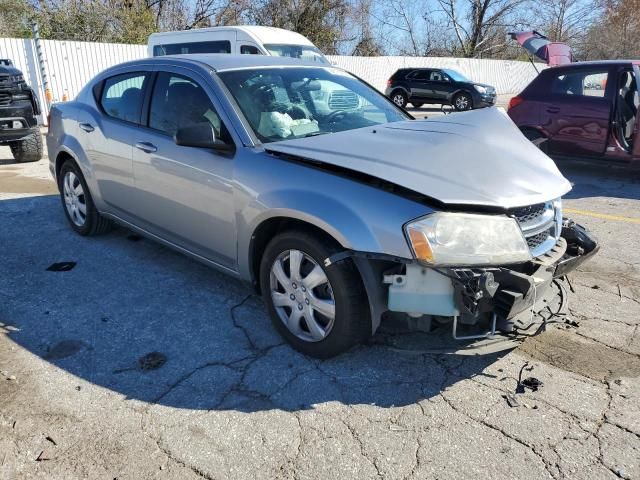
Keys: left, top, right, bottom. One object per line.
{"left": 410, "top": 70, "right": 430, "bottom": 80}
{"left": 99, "top": 72, "right": 147, "bottom": 124}
{"left": 240, "top": 45, "right": 260, "bottom": 54}
{"left": 551, "top": 70, "right": 608, "bottom": 97}
{"left": 153, "top": 41, "right": 232, "bottom": 56}
{"left": 148, "top": 72, "right": 231, "bottom": 143}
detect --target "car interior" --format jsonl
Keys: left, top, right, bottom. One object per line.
{"left": 616, "top": 70, "right": 638, "bottom": 151}
{"left": 220, "top": 69, "right": 402, "bottom": 143}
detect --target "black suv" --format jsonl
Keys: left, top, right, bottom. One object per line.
{"left": 385, "top": 68, "right": 496, "bottom": 111}
{"left": 0, "top": 59, "right": 43, "bottom": 162}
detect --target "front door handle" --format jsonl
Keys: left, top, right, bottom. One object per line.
{"left": 79, "top": 123, "right": 94, "bottom": 132}
{"left": 135, "top": 142, "right": 157, "bottom": 153}
{"left": 546, "top": 107, "right": 560, "bottom": 114}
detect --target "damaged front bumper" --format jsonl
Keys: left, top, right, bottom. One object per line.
{"left": 384, "top": 220, "right": 598, "bottom": 338}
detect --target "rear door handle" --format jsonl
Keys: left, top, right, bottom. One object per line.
{"left": 546, "top": 107, "right": 560, "bottom": 114}
{"left": 79, "top": 123, "right": 94, "bottom": 133}
{"left": 135, "top": 142, "right": 157, "bottom": 153}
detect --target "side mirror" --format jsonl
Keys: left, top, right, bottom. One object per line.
{"left": 174, "top": 123, "right": 235, "bottom": 153}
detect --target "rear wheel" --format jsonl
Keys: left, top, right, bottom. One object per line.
{"left": 9, "top": 130, "right": 43, "bottom": 163}
{"left": 453, "top": 92, "right": 472, "bottom": 111}
{"left": 259, "top": 230, "right": 370, "bottom": 358}
{"left": 390, "top": 90, "right": 408, "bottom": 109}
{"left": 58, "top": 160, "right": 113, "bottom": 236}
{"left": 521, "top": 128, "right": 549, "bottom": 154}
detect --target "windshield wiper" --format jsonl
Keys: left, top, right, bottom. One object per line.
{"left": 300, "top": 131, "right": 329, "bottom": 138}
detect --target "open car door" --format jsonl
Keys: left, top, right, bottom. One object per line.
{"left": 509, "top": 31, "right": 572, "bottom": 67}
{"left": 632, "top": 63, "right": 640, "bottom": 163}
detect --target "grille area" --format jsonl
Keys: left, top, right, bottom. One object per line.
{"left": 328, "top": 90, "right": 359, "bottom": 110}
{"left": 0, "top": 92, "right": 10, "bottom": 107}
{"left": 510, "top": 201, "right": 561, "bottom": 257}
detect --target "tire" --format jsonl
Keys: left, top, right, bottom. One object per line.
{"left": 58, "top": 160, "right": 113, "bottom": 236}
{"left": 390, "top": 90, "right": 408, "bottom": 109}
{"left": 259, "top": 230, "right": 370, "bottom": 358}
{"left": 453, "top": 92, "right": 473, "bottom": 111}
{"left": 411, "top": 102, "right": 424, "bottom": 109}
{"left": 521, "top": 129, "right": 549, "bottom": 154}
{"left": 9, "top": 130, "right": 43, "bottom": 163}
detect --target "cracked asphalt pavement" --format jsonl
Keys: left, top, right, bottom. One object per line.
{"left": 1, "top": 142, "right": 640, "bottom": 479}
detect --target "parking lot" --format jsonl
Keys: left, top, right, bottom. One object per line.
{"left": 1, "top": 133, "right": 639, "bottom": 480}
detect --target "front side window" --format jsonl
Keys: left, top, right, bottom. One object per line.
{"left": 429, "top": 71, "right": 447, "bottom": 82}
{"left": 263, "top": 44, "right": 329, "bottom": 65}
{"left": 552, "top": 70, "right": 608, "bottom": 97}
{"left": 148, "top": 72, "right": 230, "bottom": 142}
{"left": 218, "top": 67, "right": 409, "bottom": 144}
{"left": 99, "top": 72, "right": 147, "bottom": 123}
{"left": 153, "top": 41, "right": 232, "bottom": 56}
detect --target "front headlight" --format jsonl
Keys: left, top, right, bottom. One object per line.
{"left": 474, "top": 85, "right": 487, "bottom": 94}
{"left": 405, "top": 212, "right": 531, "bottom": 266}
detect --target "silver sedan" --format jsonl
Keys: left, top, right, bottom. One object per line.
{"left": 47, "top": 55, "right": 597, "bottom": 358}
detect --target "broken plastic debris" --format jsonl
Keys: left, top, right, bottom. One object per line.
{"left": 46, "top": 262, "right": 76, "bottom": 272}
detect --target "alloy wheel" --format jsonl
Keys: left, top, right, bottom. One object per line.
{"left": 269, "top": 249, "right": 336, "bottom": 342}
{"left": 455, "top": 95, "right": 470, "bottom": 110}
{"left": 63, "top": 171, "right": 87, "bottom": 227}
{"left": 393, "top": 94, "right": 405, "bottom": 107}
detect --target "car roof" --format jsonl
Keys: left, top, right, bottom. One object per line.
{"left": 148, "top": 26, "right": 315, "bottom": 47}
{"left": 111, "top": 54, "right": 330, "bottom": 73}
{"left": 549, "top": 60, "right": 640, "bottom": 70}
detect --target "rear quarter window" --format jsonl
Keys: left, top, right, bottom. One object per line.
{"left": 153, "top": 41, "right": 232, "bottom": 56}
{"left": 551, "top": 69, "right": 608, "bottom": 97}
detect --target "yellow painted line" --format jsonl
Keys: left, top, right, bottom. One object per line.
{"left": 564, "top": 207, "right": 640, "bottom": 224}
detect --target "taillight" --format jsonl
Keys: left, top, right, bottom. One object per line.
{"left": 508, "top": 96, "right": 524, "bottom": 111}
{"left": 386, "top": 78, "right": 392, "bottom": 87}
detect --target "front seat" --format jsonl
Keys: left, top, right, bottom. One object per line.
{"left": 619, "top": 72, "right": 637, "bottom": 142}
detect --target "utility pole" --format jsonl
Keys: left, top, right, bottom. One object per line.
{"left": 32, "top": 23, "right": 52, "bottom": 106}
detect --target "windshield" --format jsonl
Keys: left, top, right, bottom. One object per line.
{"left": 442, "top": 69, "right": 470, "bottom": 82}
{"left": 263, "top": 44, "right": 329, "bottom": 65}
{"left": 218, "top": 67, "right": 409, "bottom": 144}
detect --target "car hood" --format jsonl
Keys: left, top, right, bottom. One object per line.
{"left": 265, "top": 107, "right": 571, "bottom": 209}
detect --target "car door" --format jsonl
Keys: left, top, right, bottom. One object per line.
{"left": 429, "top": 70, "right": 456, "bottom": 101}
{"left": 632, "top": 64, "right": 640, "bottom": 163}
{"left": 84, "top": 69, "right": 151, "bottom": 217}
{"left": 131, "top": 67, "right": 237, "bottom": 270}
{"left": 408, "top": 70, "right": 432, "bottom": 100}
{"left": 542, "top": 67, "right": 613, "bottom": 157}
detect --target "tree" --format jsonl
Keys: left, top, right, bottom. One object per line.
{"left": 0, "top": 0, "right": 33, "bottom": 38}
{"left": 436, "top": 0, "right": 529, "bottom": 57}
{"left": 581, "top": 0, "right": 640, "bottom": 59}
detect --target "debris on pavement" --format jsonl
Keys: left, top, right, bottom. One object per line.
{"left": 504, "top": 393, "right": 520, "bottom": 407}
{"left": 113, "top": 351, "right": 167, "bottom": 374}
{"left": 46, "top": 261, "right": 76, "bottom": 272}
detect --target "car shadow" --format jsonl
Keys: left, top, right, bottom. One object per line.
{"left": 555, "top": 160, "right": 640, "bottom": 201}
{"left": 0, "top": 195, "right": 507, "bottom": 412}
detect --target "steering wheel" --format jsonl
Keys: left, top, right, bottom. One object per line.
{"left": 323, "top": 110, "right": 348, "bottom": 125}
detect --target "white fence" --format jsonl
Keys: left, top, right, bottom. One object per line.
{"left": 1, "top": 37, "right": 543, "bottom": 124}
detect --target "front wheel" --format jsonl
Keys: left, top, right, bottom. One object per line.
{"left": 453, "top": 92, "right": 473, "bottom": 111}
{"left": 259, "top": 230, "right": 370, "bottom": 358}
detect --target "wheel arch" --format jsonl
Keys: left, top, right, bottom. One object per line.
{"left": 247, "top": 214, "right": 392, "bottom": 335}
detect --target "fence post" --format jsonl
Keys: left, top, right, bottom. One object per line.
{"left": 31, "top": 23, "right": 52, "bottom": 107}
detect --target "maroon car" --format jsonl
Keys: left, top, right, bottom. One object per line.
{"left": 507, "top": 31, "right": 640, "bottom": 166}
